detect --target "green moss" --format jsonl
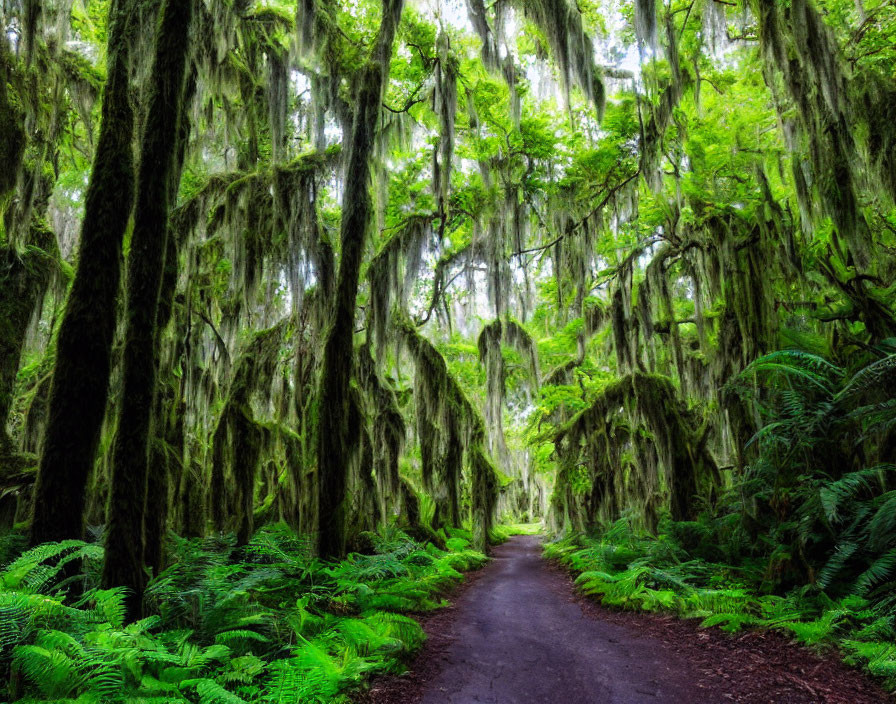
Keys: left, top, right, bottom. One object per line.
{"left": 394, "top": 313, "right": 500, "bottom": 550}
{"left": 552, "top": 372, "right": 718, "bottom": 532}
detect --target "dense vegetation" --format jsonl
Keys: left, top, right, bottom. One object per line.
{"left": 0, "top": 525, "right": 489, "bottom": 702}
{"left": 0, "top": 0, "right": 894, "bottom": 700}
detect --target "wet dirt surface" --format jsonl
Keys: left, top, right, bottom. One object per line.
{"left": 359, "top": 536, "right": 892, "bottom": 704}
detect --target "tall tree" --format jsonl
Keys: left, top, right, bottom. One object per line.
{"left": 29, "top": 0, "right": 137, "bottom": 547}
{"left": 102, "top": 0, "right": 195, "bottom": 613}
{"left": 316, "top": 0, "right": 405, "bottom": 558}
{"left": 142, "top": 67, "right": 197, "bottom": 577}
{"left": 0, "top": 51, "right": 30, "bottom": 459}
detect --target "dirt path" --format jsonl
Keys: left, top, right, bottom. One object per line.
{"left": 362, "top": 536, "right": 892, "bottom": 704}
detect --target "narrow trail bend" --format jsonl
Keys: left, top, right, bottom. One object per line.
{"left": 363, "top": 536, "right": 891, "bottom": 704}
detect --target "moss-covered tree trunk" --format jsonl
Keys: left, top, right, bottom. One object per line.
{"left": 143, "top": 66, "right": 197, "bottom": 576}
{"left": 0, "top": 222, "right": 56, "bottom": 458}
{"left": 0, "top": 60, "right": 28, "bottom": 457}
{"left": 102, "top": 0, "right": 194, "bottom": 611}
{"left": 0, "top": 42, "right": 51, "bottom": 477}
{"left": 142, "top": 230, "right": 182, "bottom": 577}
{"left": 316, "top": 0, "right": 404, "bottom": 559}
{"left": 29, "top": 0, "right": 136, "bottom": 547}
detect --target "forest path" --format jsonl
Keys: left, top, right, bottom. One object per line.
{"left": 362, "top": 535, "right": 891, "bottom": 704}
{"left": 413, "top": 534, "right": 697, "bottom": 703}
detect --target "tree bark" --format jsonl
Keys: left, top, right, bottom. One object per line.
{"left": 102, "top": 0, "right": 194, "bottom": 615}
{"left": 29, "top": 0, "right": 136, "bottom": 547}
{"left": 316, "top": 0, "right": 404, "bottom": 559}
{"left": 143, "top": 65, "right": 196, "bottom": 577}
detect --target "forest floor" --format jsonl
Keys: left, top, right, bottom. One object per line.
{"left": 358, "top": 536, "right": 892, "bottom": 704}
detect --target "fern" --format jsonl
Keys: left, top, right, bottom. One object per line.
{"left": 818, "top": 542, "right": 859, "bottom": 589}
{"left": 700, "top": 612, "right": 760, "bottom": 633}
{"left": 188, "top": 678, "right": 249, "bottom": 704}
{"left": 819, "top": 466, "right": 896, "bottom": 523}
{"left": 842, "top": 640, "right": 896, "bottom": 681}
{"left": 12, "top": 644, "right": 82, "bottom": 698}
{"left": 0, "top": 525, "right": 484, "bottom": 702}
{"left": 853, "top": 549, "right": 896, "bottom": 594}
{"left": 835, "top": 354, "right": 896, "bottom": 404}
{"left": 867, "top": 494, "right": 896, "bottom": 552}
{"left": 220, "top": 654, "right": 266, "bottom": 684}
{"left": 1, "top": 540, "right": 103, "bottom": 593}
{"left": 778, "top": 616, "right": 839, "bottom": 645}
{"left": 214, "top": 629, "right": 271, "bottom": 647}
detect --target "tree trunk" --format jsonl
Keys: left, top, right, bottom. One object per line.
{"left": 0, "top": 221, "right": 56, "bottom": 455}
{"left": 102, "top": 0, "right": 194, "bottom": 614}
{"left": 29, "top": 0, "right": 136, "bottom": 547}
{"left": 143, "top": 66, "right": 197, "bottom": 576}
{"left": 316, "top": 0, "right": 404, "bottom": 559}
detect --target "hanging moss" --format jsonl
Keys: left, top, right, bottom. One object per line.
{"left": 514, "top": 0, "right": 605, "bottom": 117}
{"left": 477, "top": 318, "right": 540, "bottom": 469}
{"left": 295, "top": 0, "right": 357, "bottom": 150}
{"left": 433, "top": 33, "right": 458, "bottom": 225}
{"left": 0, "top": 59, "right": 26, "bottom": 214}
{"left": 22, "top": 0, "right": 40, "bottom": 65}
{"left": 397, "top": 313, "right": 461, "bottom": 527}
{"left": 395, "top": 312, "right": 499, "bottom": 548}
{"left": 464, "top": 0, "right": 499, "bottom": 70}
{"left": 168, "top": 146, "right": 338, "bottom": 358}
{"left": 273, "top": 147, "right": 342, "bottom": 314}
{"left": 465, "top": 0, "right": 604, "bottom": 119}
{"left": 342, "top": 385, "right": 382, "bottom": 540}
{"left": 478, "top": 319, "right": 506, "bottom": 463}
{"left": 210, "top": 322, "right": 285, "bottom": 545}
{"left": 552, "top": 372, "right": 718, "bottom": 532}
{"left": 367, "top": 214, "right": 433, "bottom": 360}
{"left": 639, "top": 14, "right": 692, "bottom": 192}
{"left": 469, "top": 430, "right": 499, "bottom": 552}
{"left": 267, "top": 46, "right": 289, "bottom": 163}
{"left": 752, "top": 0, "right": 896, "bottom": 269}
{"left": 357, "top": 344, "right": 406, "bottom": 520}
{"left": 0, "top": 219, "right": 57, "bottom": 457}
{"left": 634, "top": 0, "right": 657, "bottom": 51}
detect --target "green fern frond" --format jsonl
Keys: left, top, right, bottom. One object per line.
{"left": 186, "top": 678, "right": 249, "bottom": 704}
{"left": 220, "top": 654, "right": 266, "bottom": 684}
{"left": 2, "top": 540, "right": 102, "bottom": 593}
{"left": 700, "top": 612, "right": 759, "bottom": 633}
{"left": 778, "top": 617, "right": 837, "bottom": 645}
{"left": 742, "top": 359, "right": 839, "bottom": 394}
{"left": 854, "top": 549, "right": 896, "bottom": 594}
{"left": 868, "top": 493, "right": 896, "bottom": 552}
{"left": 836, "top": 354, "right": 896, "bottom": 404}
{"left": 214, "top": 629, "right": 270, "bottom": 646}
{"left": 819, "top": 466, "right": 895, "bottom": 523}
{"left": 818, "top": 542, "right": 858, "bottom": 589}
{"left": 12, "top": 644, "right": 81, "bottom": 698}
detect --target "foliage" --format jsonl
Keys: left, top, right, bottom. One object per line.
{"left": 726, "top": 349, "right": 896, "bottom": 595}
{"left": 546, "top": 518, "right": 896, "bottom": 691}
{"left": 0, "top": 525, "right": 486, "bottom": 703}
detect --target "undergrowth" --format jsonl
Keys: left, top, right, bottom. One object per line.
{"left": 0, "top": 524, "right": 487, "bottom": 703}
{"left": 546, "top": 518, "right": 896, "bottom": 691}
